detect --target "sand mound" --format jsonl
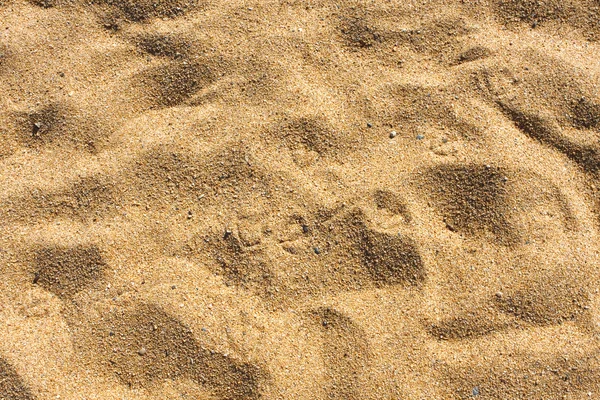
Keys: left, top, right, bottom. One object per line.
{"left": 1, "top": 0, "right": 600, "bottom": 398}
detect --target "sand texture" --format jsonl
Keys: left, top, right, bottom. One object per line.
{"left": 1, "top": 0, "right": 600, "bottom": 398}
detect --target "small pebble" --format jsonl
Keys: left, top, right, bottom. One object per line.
{"left": 472, "top": 386, "right": 480, "bottom": 396}
{"left": 416, "top": 134, "right": 425, "bottom": 140}
{"left": 495, "top": 291, "right": 503, "bottom": 299}
{"left": 367, "top": 122, "right": 373, "bottom": 128}
{"left": 389, "top": 130, "right": 397, "bottom": 138}
{"left": 322, "top": 320, "right": 328, "bottom": 327}
{"left": 313, "top": 247, "right": 321, "bottom": 255}
{"left": 302, "top": 224, "right": 309, "bottom": 233}
{"left": 138, "top": 348, "right": 147, "bottom": 356}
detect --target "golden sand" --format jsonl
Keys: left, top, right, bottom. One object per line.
{"left": 1, "top": 0, "right": 600, "bottom": 398}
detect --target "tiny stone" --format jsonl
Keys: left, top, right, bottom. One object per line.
{"left": 495, "top": 291, "right": 503, "bottom": 299}
{"left": 416, "top": 134, "right": 425, "bottom": 140}
{"left": 33, "top": 122, "right": 42, "bottom": 130}
{"left": 171, "top": 285, "right": 176, "bottom": 290}
{"left": 367, "top": 122, "right": 373, "bottom": 128}
{"left": 187, "top": 210, "right": 193, "bottom": 219}
{"left": 322, "top": 320, "right": 328, "bottom": 327}
{"left": 109, "top": 331, "right": 114, "bottom": 336}
{"left": 441, "top": 137, "right": 448, "bottom": 143}
{"left": 390, "top": 130, "right": 397, "bottom": 138}
{"left": 302, "top": 224, "right": 309, "bottom": 233}
{"left": 313, "top": 247, "right": 321, "bottom": 255}
{"left": 138, "top": 348, "right": 147, "bottom": 356}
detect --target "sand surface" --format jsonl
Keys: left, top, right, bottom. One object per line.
{"left": 1, "top": 0, "right": 600, "bottom": 398}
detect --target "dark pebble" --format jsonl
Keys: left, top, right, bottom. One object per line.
{"left": 32, "top": 122, "right": 42, "bottom": 135}
{"left": 313, "top": 247, "right": 321, "bottom": 254}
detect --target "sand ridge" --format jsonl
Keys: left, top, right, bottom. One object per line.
{"left": 1, "top": 0, "right": 600, "bottom": 398}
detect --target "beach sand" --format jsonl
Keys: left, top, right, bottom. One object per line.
{"left": 1, "top": 0, "right": 600, "bottom": 398}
